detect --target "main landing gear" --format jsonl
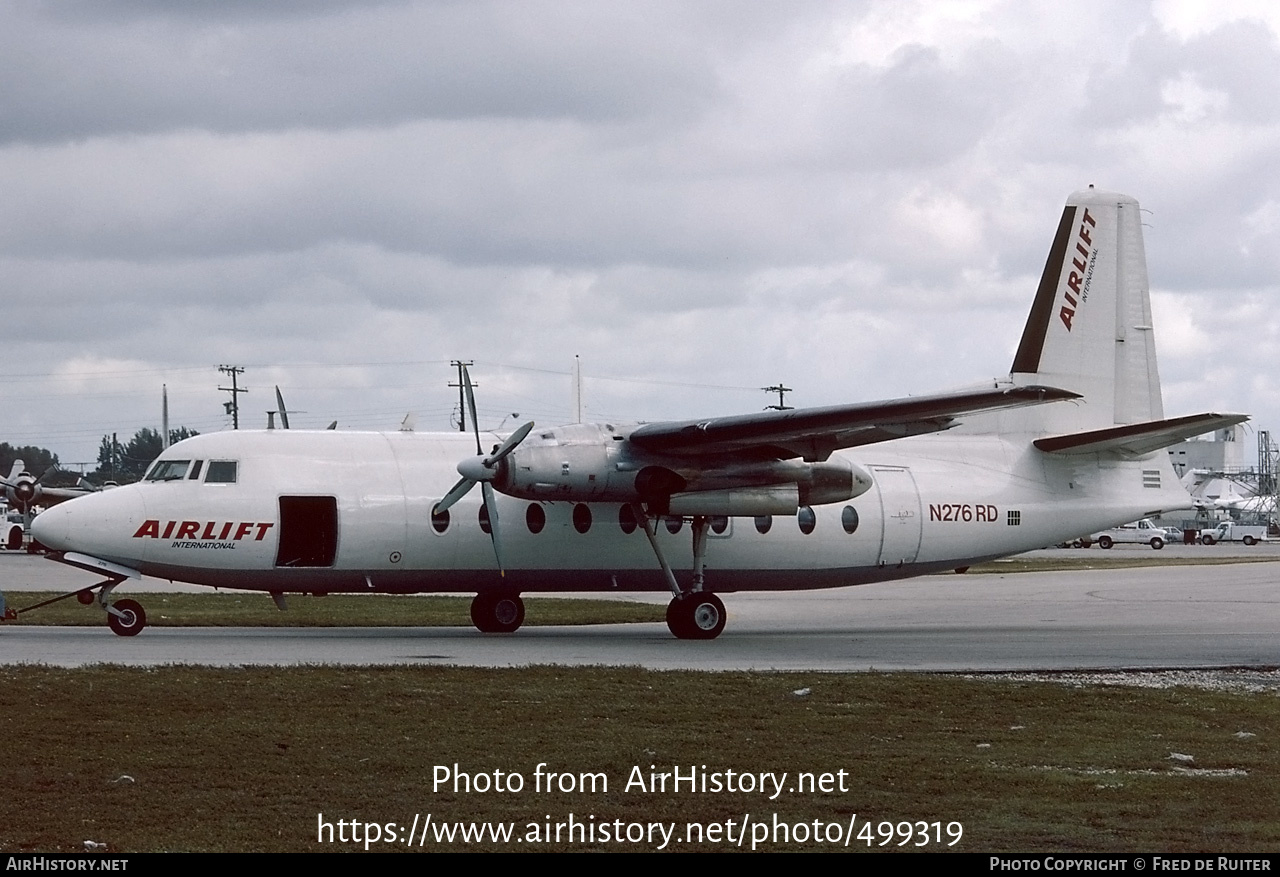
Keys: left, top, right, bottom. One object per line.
{"left": 665, "top": 591, "right": 726, "bottom": 640}
{"left": 470, "top": 592, "right": 525, "bottom": 633}
{"left": 634, "top": 505, "right": 728, "bottom": 640}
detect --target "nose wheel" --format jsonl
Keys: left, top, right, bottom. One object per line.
{"left": 470, "top": 592, "right": 525, "bottom": 633}
{"left": 666, "top": 592, "right": 726, "bottom": 640}
{"left": 106, "top": 598, "right": 147, "bottom": 637}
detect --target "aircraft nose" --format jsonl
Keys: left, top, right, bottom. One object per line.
{"left": 31, "top": 488, "right": 146, "bottom": 557}
{"left": 30, "top": 501, "right": 70, "bottom": 549}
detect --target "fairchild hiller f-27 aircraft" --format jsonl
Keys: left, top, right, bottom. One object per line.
{"left": 30, "top": 189, "right": 1246, "bottom": 639}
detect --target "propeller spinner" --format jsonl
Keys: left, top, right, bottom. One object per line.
{"left": 432, "top": 366, "right": 534, "bottom": 575}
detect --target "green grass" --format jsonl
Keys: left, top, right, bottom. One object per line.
{"left": 967, "top": 554, "right": 1280, "bottom": 574}
{"left": 2, "top": 592, "right": 665, "bottom": 627}
{"left": 0, "top": 667, "right": 1275, "bottom": 852}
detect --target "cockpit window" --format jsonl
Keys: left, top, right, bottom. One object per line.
{"left": 205, "top": 461, "right": 238, "bottom": 483}
{"left": 146, "top": 460, "right": 190, "bottom": 481}
{"left": 188, "top": 460, "right": 203, "bottom": 480}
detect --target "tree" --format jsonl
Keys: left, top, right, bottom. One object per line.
{"left": 0, "top": 443, "right": 60, "bottom": 480}
{"left": 94, "top": 427, "right": 199, "bottom": 483}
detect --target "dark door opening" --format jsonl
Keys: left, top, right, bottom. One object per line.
{"left": 276, "top": 496, "right": 338, "bottom": 567}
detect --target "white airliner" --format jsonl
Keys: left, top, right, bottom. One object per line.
{"left": 30, "top": 189, "right": 1245, "bottom": 639}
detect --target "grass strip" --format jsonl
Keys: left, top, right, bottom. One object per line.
{"left": 1, "top": 592, "right": 664, "bottom": 627}
{"left": 0, "top": 667, "right": 1275, "bottom": 853}
{"left": 968, "top": 554, "right": 1280, "bottom": 574}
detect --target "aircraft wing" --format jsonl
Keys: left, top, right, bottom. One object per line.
{"left": 1033, "top": 412, "right": 1249, "bottom": 458}
{"left": 628, "top": 385, "right": 1079, "bottom": 461}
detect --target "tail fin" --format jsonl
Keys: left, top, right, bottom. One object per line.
{"left": 1010, "top": 188, "right": 1162, "bottom": 431}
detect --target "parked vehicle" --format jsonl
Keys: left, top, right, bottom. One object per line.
{"left": 1092, "top": 518, "right": 1167, "bottom": 550}
{"left": 1200, "top": 522, "right": 1268, "bottom": 545}
{"left": 2, "top": 512, "right": 23, "bottom": 551}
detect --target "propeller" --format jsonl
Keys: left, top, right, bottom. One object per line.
{"left": 432, "top": 366, "right": 535, "bottom": 575}
{"left": 1, "top": 460, "right": 40, "bottom": 510}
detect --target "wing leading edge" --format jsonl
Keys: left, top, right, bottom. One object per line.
{"left": 628, "top": 385, "right": 1080, "bottom": 461}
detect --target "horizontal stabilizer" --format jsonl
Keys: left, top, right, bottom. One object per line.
{"left": 1033, "top": 413, "right": 1249, "bottom": 458}
{"left": 630, "top": 385, "right": 1079, "bottom": 461}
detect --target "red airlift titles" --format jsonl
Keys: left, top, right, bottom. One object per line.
{"left": 27, "top": 190, "right": 1246, "bottom": 639}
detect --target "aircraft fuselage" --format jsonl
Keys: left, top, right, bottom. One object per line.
{"left": 33, "top": 427, "right": 1182, "bottom": 595}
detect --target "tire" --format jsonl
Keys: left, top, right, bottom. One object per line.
{"left": 1150, "top": 538, "right": 1164, "bottom": 550}
{"left": 4, "top": 525, "right": 20, "bottom": 551}
{"left": 470, "top": 593, "right": 525, "bottom": 634}
{"left": 1243, "top": 535, "right": 1257, "bottom": 546}
{"left": 666, "top": 593, "right": 726, "bottom": 640}
{"left": 1201, "top": 534, "right": 1216, "bottom": 546}
{"left": 106, "top": 599, "right": 146, "bottom": 637}
{"left": 1098, "top": 536, "right": 1113, "bottom": 549}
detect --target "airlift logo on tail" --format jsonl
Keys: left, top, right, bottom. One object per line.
{"left": 1059, "top": 207, "right": 1097, "bottom": 331}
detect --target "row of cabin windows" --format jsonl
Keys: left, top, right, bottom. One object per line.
{"left": 431, "top": 503, "right": 861, "bottom": 536}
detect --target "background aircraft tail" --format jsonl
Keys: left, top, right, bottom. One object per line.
{"left": 1007, "top": 187, "right": 1163, "bottom": 434}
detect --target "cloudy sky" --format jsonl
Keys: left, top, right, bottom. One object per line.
{"left": 5, "top": 0, "right": 1280, "bottom": 470}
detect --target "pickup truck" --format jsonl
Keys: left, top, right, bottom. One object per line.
{"left": 1091, "top": 518, "right": 1167, "bottom": 550}
{"left": 1200, "top": 522, "right": 1268, "bottom": 545}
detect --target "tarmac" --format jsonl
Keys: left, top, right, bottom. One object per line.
{"left": 3, "top": 544, "right": 1279, "bottom": 671}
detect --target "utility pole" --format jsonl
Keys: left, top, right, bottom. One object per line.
{"left": 218, "top": 365, "right": 247, "bottom": 430}
{"left": 448, "top": 360, "right": 475, "bottom": 433}
{"left": 762, "top": 383, "right": 793, "bottom": 411}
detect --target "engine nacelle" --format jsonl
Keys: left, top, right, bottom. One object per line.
{"left": 667, "top": 486, "right": 799, "bottom": 516}
{"left": 495, "top": 424, "right": 874, "bottom": 513}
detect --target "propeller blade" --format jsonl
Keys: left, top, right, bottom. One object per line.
{"left": 481, "top": 482, "right": 505, "bottom": 575}
{"left": 434, "top": 475, "right": 476, "bottom": 514}
{"left": 275, "top": 386, "right": 290, "bottom": 430}
{"left": 462, "top": 365, "right": 482, "bottom": 456}
{"left": 486, "top": 421, "right": 535, "bottom": 466}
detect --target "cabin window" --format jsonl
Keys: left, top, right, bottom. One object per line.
{"left": 842, "top": 506, "right": 859, "bottom": 535}
{"left": 205, "top": 461, "right": 237, "bottom": 483}
{"left": 710, "top": 515, "right": 729, "bottom": 535}
{"left": 188, "top": 460, "right": 203, "bottom": 480}
{"left": 664, "top": 515, "right": 683, "bottom": 535}
{"left": 431, "top": 506, "right": 450, "bottom": 533}
{"left": 798, "top": 506, "right": 816, "bottom": 535}
{"left": 526, "top": 504, "right": 546, "bottom": 534}
{"left": 479, "top": 504, "right": 492, "bottom": 534}
{"left": 276, "top": 496, "right": 337, "bottom": 568}
{"left": 618, "top": 504, "right": 638, "bottom": 534}
{"left": 573, "top": 503, "right": 592, "bottom": 534}
{"left": 755, "top": 515, "right": 772, "bottom": 534}
{"left": 146, "top": 460, "right": 190, "bottom": 481}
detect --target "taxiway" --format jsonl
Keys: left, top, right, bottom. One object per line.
{"left": 3, "top": 548, "right": 1278, "bottom": 670}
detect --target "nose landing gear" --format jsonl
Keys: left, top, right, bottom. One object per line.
{"left": 105, "top": 598, "right": 147, "bottom": 637}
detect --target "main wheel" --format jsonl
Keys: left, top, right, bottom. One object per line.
{"left": 666, "top": 593, "right": 726, "bottom": 640}
{"left": 1098, "top": 536, "right": 1113, "bottom": 549}
{"left": 470, "top": 593, "right": 525, "bottom": 634}
{"left": 106, "top": 599, "right": 146, "bottom": 637}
